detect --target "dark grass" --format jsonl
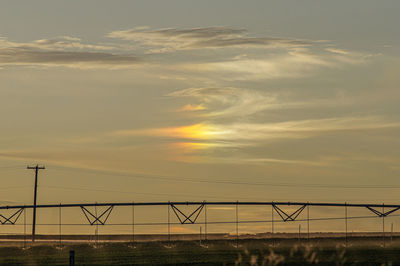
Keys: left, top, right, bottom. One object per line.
{"left": 0, "top": 237, "right": 399, "bottom": 265}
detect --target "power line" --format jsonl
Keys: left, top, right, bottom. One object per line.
{"left": 0, "top": 186, "right": 30, "bottom": 191}
{"left": 49, "top": 165, "right": 400, "bottom": 190}
{"left": 24, "top": 186, "right": 400, "bottom": 202}
{"left": 13, "top": 213, "right": 400, "bottom": 226}
{"left": 1, "top": 164, "right": 397, "bottom": 190}
{"left": 40, "top": 185, "right": 272, "bottom": 201}
{"left": 0, "top": 165, "right": 24, "bottom": 170}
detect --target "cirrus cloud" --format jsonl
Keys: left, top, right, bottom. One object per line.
{"left": 0, "top": 36, "right": 141, "bottom": 68}
{"left": 107, "top": 26, "right": 310, "bottom": 53}
{"left": 0, "top": 47, "right": 141, "bottom": 68}
{"left": 169, "top": 87, "right": 282, "bottom": 117}
{"left": 179, "top": 47, "right": 372, "bottom": 81}
{"left": 110, "top": 116, "right": 400, "bottom": 144}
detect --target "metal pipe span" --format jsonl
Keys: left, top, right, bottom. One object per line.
{"left": 0, "top": 201, "right": 398, "bottom": 210}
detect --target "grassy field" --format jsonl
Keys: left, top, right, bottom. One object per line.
{"left": 0, "top": 237, "right": 399, "bottom": 265}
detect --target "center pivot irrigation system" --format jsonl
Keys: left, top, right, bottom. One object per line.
{"left": 1, "top": 165, "right": 399, "bottom": 245}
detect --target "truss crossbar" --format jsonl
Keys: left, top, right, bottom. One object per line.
{"left": 0, "top": 208, "right": 24, "bottom": 225}
{"left": 3, "top": 202, "right": 400, "bottom": 210}
{"left": 80, "top": 205, "right": 114, "bottom": 225}
{"left": 171, "top": 203, "right": 204, "bottom": 224}
{"left": 273, "top": 204, "right": 306, "bottom": 222}
{"left": 366, "top": 206, "right": 400, "bottom": 217}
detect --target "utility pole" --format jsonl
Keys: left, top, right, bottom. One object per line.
{"left": 27, "top": 164, "right": 45, "bottom": 242}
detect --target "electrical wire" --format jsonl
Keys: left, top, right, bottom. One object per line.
{"left": 50, "top": 165, "right": 400, "bottom": 190}
{"left": 16, "top": 212, "right": 400, "bottom": 226}
{"left": 40, "top": 185, "right": 272, "bottom": 201}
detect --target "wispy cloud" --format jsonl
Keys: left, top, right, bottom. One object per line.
{"left": 23, "top": 36, "right": 112, "bottom": 51}
{"left": 107, "top": 26, "right": 309, "bottom": 53}
{"left": 168, "top": 86, "right": 359, "bottom": 119}
{"left": 0, "top": 35, "right": 113, "bottom": 51}
{"left": 111, "top": 123, "right": 223, "bottom": 140}
{"left": 0, "top": 36, "right": 141, "bottom": 68}
{"left": 169, "top": 87, "right": 282, "bottom": 117}
{"left": 0, "top": 28, "right": 370, "bottom": 72}
{"left": 179, "top": 47, "right": 371, "bottom": 81}
{"left": 110, "top": 116, "right": 400, "bottom": 144}
{"left": 210, "top": 116, "right": 399, "bottom": 142}
{"left": 0, "top": 48, "right": 141, "bottom": 68}
{"left": 107, "top": 116, "right": 400, "bottom": 163}
{"left": 325, "top": 47, "right": 350, "bottom": 55}
{"left": 176, "top": 104, "right": 207, "bottom": 112}
{"left": 239, "top": 157, "right": 327, "bottom": 166}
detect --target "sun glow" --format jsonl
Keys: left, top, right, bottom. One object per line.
{"left": 152, "top": 123, "right": 220, "bottom": 140}
{"left": 111, "top": 123, "right": 229, "bottom": 141}
{"left": 177, "top": 104, "right": 206, "bottom": 112}
{"left": 172, "top": 141, "right": 231, "bottom": 151}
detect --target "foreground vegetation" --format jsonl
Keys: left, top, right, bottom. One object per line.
{"left": 0, "top": 237, "right": 399, "bottom": 265}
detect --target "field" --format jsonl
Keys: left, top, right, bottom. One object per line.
{"left": 0, "top": 236, "right": 399, "bottom": 265}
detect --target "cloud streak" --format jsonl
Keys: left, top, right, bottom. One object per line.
{"left": 0, "top": 36, "right": 113, "bottom": 51}
{"left": 169, "top": 87, "right": 283, "bottom": 117}
{"left": 106, "top": 116, "right": 400, "bottom": 163}
{"left": 179, "top": 47, "right": 370, "bottom": 80}
{"left": 108, "top": 26, "right": 309, "bottom": 53}
{"left": 0, "top": 28, "right": 370, "bottom": 72}
{"left": 0, "top": 36, "right": 141, "bottom": 68}
{"left": 110, "top": 116, "right": 400, "bottom": 144}
{"left": 0, "top": 47, "right": 141, "bottom": 68}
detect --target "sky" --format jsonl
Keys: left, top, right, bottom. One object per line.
{"left": 0, "top": 0, "right": 400, "bottom": 235}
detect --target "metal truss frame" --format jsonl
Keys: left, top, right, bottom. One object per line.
{"left": 2, "top": 201, "right": 400, "bottom": 227}
{"left": 170, "top": 202, "right": 205, "bottom": 224}
{"left": 2, "top": 201, "right": 400, "bottom": 247}
{"left": 80, "top": 205, "right": 114, "bottom": 225}
{"left": 366, "top": 206, "right": 400, "bottom": 217}
{"left": 273, "top": 204, "right": 306, "bottom": 221}
{"left": 4, "top": 201, "right": 400, "bottom": 209}
{"left": 0, "top": 208, "right": 24, "bottom": 225}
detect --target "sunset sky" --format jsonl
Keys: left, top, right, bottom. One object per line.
{"left": 0, "top": 1, "right": 399, "bottom": 234}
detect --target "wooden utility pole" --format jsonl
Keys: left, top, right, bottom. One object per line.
{"left": 27, "top": 165, "right": 45, "bottom": 242}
